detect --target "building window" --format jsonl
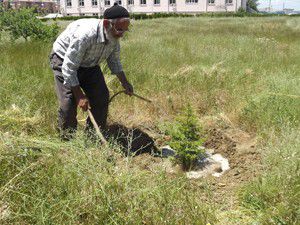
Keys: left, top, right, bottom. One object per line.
{"left": 93, "top": 13, "right": 99, "bottom": 16}
{"left": 105, "top": 0, "right": 110, "bottom": 6}
{"left": 66, "top": 0, "right": 72, "bottom": 6}
{"left": 186, "top": 0, "right": 198, "bottom": 3}
{"left": 208, "top": 0, "right": 214, "bottom": 4}
{"left": 140, "top": 0, "right": 146, "bottom": 5}
{"left": 225, "top": 0, "right": 232, "bottom": 3}
{"left": 92, "top": 0, "right": 97, "bottom": 6}
{"left": 169, "top": 0, "right": 175, "bottom": 4}
{"left": 154, "top": 0, "right": 159, "bottom": 5}
{"left": 79, "top": 0, "right": 84, "bottom": 6}
{"left": 128, "top": 0, "right": 134, "bottom": 5}
{"left": 115, "top": 0, "right": 121, "bottom": 5}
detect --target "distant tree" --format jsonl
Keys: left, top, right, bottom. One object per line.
{"left": 247, "top": 0, "right": 259, "bottom": 11}
{"left": 0, "top": 5, "right": 5, "bottom": 37}
{"left": 0, "top": 8, "right": 59, "bottom": 41}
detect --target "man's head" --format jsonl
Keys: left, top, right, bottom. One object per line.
{"left": 103, "top": 3, "right": 130, "bottom": 39}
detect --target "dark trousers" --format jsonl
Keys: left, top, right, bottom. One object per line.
{"left": 49, "top": 52, "right": 109, "bottom": 139}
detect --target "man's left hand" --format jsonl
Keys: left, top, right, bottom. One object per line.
{"left": 122, "top": 81, "right": 134, "bottom": 96}
{"left": 116, "top": 71, "right": 133, "bottom": 96}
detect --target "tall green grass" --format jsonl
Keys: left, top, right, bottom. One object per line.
{"left": 0, "top": 133, "right": 216, "bottom": 224}
{"left": 0, "top": 17, "right": 299, "bottom": 134}
{"left": 121, "top": 17, "right": 300, "bottom": 133}
{"left": 239, "top": 128, "right": 300, "bottom": 224}
{"left": 0, "top": 41, "right": 57, "bottom": 135}
{"left": 0, "top": 17, "right": 299, "bottom": 224}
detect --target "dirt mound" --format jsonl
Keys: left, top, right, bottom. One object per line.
{"left": 204, "top": 128, "right": 262, "bottom": 209}
{"left": 205, "top": 128, "right": 261, "bottom": 181}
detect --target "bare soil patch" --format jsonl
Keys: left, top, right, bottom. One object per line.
{"left": 204, "top": 127, "right": 262, "bottom": 209}
{"left": 107, "top": 123, "right": 262, "bottom": 211}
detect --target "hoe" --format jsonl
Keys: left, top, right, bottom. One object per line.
{"left": 87, "top": 90, "right": 152, "bottom": 146}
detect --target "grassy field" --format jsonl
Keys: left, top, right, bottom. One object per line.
{"left": 0, "top": 17, "right": 299, "bottom": 224}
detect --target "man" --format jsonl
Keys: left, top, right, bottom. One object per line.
{"left": 49, "top": 3, "right": 133, "bottom": 140}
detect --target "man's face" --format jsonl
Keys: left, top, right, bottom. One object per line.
{"left": 110, "top": 18, "right": 130, "bottom": 39}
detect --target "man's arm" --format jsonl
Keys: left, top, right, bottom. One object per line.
{"left": 62, "top": 32, "right": 90, "bottom": 111}
{"left": 107, "top": 42, "right": 133, "bottom": 95}
{"left": 71, "top": 86, "right": 89, "bottom": 111}
{"left": 116, "top": 71, "right": 133, "bottom": 95}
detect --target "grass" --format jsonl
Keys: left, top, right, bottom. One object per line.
{"left": 0, "top": 134, "right": 216, "bottom": 224}
{"left": 239, "top": 128, "right": 300, "bottom": 224}
{"left": 0, "top": 17, "right": 299, "bottom": 224}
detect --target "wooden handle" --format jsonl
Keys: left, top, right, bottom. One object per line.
{"left": 87, "top": 109, "right": 107, "bottom": 145}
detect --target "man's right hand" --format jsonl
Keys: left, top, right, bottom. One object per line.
{"left": 71, "top": 86, "right": 90, "bottom": 111}
{"left": 77, "top": 96, "right": 90, "bottom": 111}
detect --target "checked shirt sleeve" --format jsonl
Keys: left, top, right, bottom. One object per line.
{"left": 106, "top": 42, "right": 123, "bottom": 75}
{"left": 62, "top": 32, "right": 90, "bottom": 87}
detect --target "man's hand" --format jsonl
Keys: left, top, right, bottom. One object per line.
{"left": 77, "top": 96, "right": 90, "bottom": 111}
{"left": 122, "top": 81, "right": 134, "bottom": 96}
{"left": 116, "top": 71, "right": 134, "bottom": 96}
{"left": 71, "top": 86, "right": 90, "bottom": 111}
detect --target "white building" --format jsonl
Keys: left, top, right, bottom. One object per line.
{"left": 60, "top": 0, "right": 247, "bottom": 16}
{"left": 2, "top": 0, "right": 59, "bottom": 12}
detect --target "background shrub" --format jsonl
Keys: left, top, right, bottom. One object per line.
{"left": 0, "top": 8, "right": 59, "bottom": 41}
{"left": 37, "top": 11, "right": 300, "bottom": 23}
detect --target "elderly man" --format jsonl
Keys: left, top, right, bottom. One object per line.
{"left": 49, "top": 3, "right": 132, "bottom": 140}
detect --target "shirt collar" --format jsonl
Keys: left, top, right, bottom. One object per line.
{"left": 96, "top": 20, "right": 107, "bottom": 44}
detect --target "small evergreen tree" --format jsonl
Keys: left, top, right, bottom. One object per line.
{"left": 166, "top": 105, "right": 206, "bottom": 170}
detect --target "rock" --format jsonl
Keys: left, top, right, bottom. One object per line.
{"left": 161, "top": 146, "right": 176, "bottom": 158}
{"left": 186, "top": 171, "right": 204, "bottom": 179}
{"left": 0, "top": 203, "right": 10, "bottom": 220}
{"left": 218, "top": 183, "right": 226, "bottom": 187}
{"left": 213, "top": 165, "right": 223, "bottom": 173}
{"left": 211, "top": 154, "right": 230, "bottom": 172}
{"left": 160, "top": 147, "right": 230, "bottom": 179}
{"left": 205, "top": 148, "right": 215, "bottom": 155}
{"left": 233, "top": 170, "right": 240, "bottom": 176}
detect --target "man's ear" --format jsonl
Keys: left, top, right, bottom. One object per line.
{"left": 103, "top": 19, "right": 109, "bottom": 29}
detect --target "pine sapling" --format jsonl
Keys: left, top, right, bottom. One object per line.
{"left": 166, "top": 105, "right": 206, "bottom": 170}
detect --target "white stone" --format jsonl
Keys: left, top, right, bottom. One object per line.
{"left": 186, "top": 152, "right": 230, "bottom": 179}
{"left": 211, "top": 154, "right": 230, "bottom": 177}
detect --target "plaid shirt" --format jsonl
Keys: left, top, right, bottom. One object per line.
{"left": 53, "top": 19, "right": 123, "bottom": 87}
